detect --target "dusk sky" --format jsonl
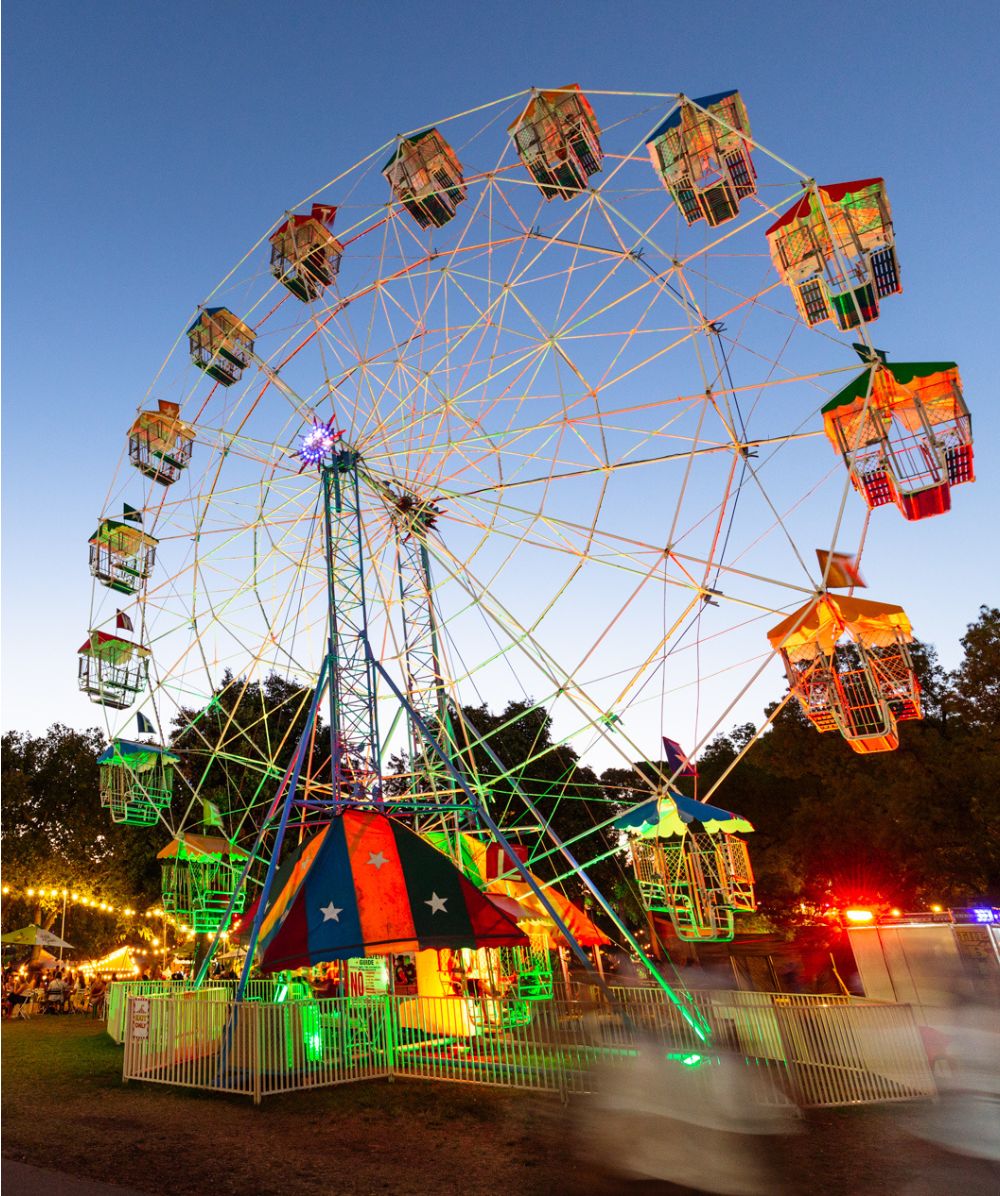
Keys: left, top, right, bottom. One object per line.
{"left": 3, "top": 1, "right": 997, "bottom": 769}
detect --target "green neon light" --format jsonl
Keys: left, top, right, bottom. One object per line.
{"left": 301, "top": 1001, "right": 324, "bottom": 1063}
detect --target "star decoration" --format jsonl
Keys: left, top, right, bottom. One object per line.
{"left": 425, "top": 892, "right": 448, "bottom": 915}
{"left": 367, "top": 851, "right": 388, "bottom": 870}
{"left": 320, "top": 901, "right": 343, "bottom": 922}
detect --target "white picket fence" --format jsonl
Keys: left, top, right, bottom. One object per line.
{"left": 119, "top": 986, "right": 936, "bottom": 1108}
{"left": 106, "top": 979, "right": 282, "bottom": 1043}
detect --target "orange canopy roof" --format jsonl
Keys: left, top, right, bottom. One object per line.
{"left": 486, "top": 875, "right": 610, "bottom": 948}
{"left": 445, "top": 831, "right": 609, "bottom": 947}
{"left": 767, "top": 594, "right": 913, "bottom": 659}
{"left": 507, "top": 84, "right": 597, "bottom": 135}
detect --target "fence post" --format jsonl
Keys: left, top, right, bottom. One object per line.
{"left": 122, "top": 996, "right": 130, "bottom": 1083}
{"left": 251, "top": 1003, "right": 262, "bottom": 1106}
{"left": 384, "top": 995, "right": 395, "bottom": 1082}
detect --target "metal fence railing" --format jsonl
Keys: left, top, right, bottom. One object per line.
{"left": 107, "top": 981, "right": 198, "bottom": 1044}
{"left": 773, "top": 1000, "right": 937, "bottom": 1107}
{"left": 601, "top": 986, "right": 935, "bottom": 1106}
{"left": 122, "top": 993, "right": 390, "bottom": 1101}
{"left": 119, "top": 986, "right": 937, "bottom": 1107}
{"left": 106, "top": 978, "right": 286, "bottom": 1043}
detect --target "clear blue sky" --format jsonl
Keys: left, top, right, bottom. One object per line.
{"left": 3, "top": 0, "right": 997, "bottom": 749}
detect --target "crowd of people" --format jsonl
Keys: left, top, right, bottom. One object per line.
{"left": 1, "top": 963, "right": 109, "bottom": 1018}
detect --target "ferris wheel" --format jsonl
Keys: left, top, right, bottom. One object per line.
{"left": 81, "top": 87, "right": 974, "bottom": 957}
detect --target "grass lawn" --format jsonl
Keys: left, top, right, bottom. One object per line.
{"left": 2, "top": 1017, "right": 580, "bottom": 1196}
{"left": 2, "top": 1016, "right": 991, "bottom": 1195}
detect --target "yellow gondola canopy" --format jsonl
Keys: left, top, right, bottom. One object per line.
{"left": 157, "top": 834, "right": 248, "bottom": 862}
{"left": 97, "top": 739, "right": 179, "bottom": 770}
{"left": 615, "top": 792, "right": 754, "bottom": 839}
{"left": 822, "top": 362, "right": 961, "bottom": 437}
{"left": 128, "top": 399, "right": 195, "bottom": 443}
{"left": 89, "top": 518, "right": 158, "bottom": 550}
{"left": 186, "top": 308, "right": 255, "bottom": 343}
{"left": 767, "top": 594, "right": 913, "bottom": 660}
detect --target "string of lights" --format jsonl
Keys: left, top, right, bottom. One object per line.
{"left": 0, "top": 880, "right": 217, "bottom": 940}
{"left": 2, "top": 880, "right": 154, "bottom": 919}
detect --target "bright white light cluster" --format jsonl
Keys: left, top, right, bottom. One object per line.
{"left": 297, "top": 420, "right": 340, "bottom": 466}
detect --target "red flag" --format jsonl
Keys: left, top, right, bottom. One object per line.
{"left": 484, "top": 841, "right": 529, "bottom": 882}
{"left": 116, "top": 610, "right": 134, "bottom": 632}
{"left": 662, "top": 735, "right": 697, "bottom": 777}
{"left": 816, "top": 549, "right": 866, "bottom": 589}
{"left": 311, "top": 204, "right": 337, "bottom": 227}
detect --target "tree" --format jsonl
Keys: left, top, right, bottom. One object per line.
{"left": 170, "top": 670, "right": 318, "bottom": 837}
{"left": 697, "top": 621, "right": 1000, "bottom": 918}
{"left": 949, "top": 606, "right": 1000, "bottom": 733}
{"left": 1, "top": 724, "right": 162, "bottom": 957}
{"left": 450, "top": 700, "right": 629, "bottom": 915}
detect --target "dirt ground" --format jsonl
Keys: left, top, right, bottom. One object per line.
{"left": 1, "top": 1017, "right": 996, "bottom": 1195}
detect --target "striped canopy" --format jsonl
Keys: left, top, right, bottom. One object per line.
{"left": 423, "top": 831, "right": 610, "bottom": 947}
{"left": 614, "top": 792, "right": 753, "bottom": 839}
{"left": 258, "top": 811, "right": 527, "bottom": 972}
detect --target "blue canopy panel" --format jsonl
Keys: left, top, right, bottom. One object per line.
{"left": 186, "top": 306, "right": 229, "bottom": 335}
{"left": 614, "top": 792, "right": 753, "bottom": 838}
{"left": 645, "top": 91, "right": 739, "bottom": 144}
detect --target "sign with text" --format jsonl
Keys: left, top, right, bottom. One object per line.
{"left": 131, "top": 996, "right": 150, "bottom": 1039}
{"left": 347, "top": 958, "right": 388, "bottom": 996}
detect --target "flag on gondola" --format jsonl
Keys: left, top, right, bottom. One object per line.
{"left": 311, "top": 203, "right": 337, "bottom": 226}
{"left": 123, "top": 503, "right": 143, "bottom": 524}
{"left": 136, "top": 712, "right": 155, "bottom": 735}
{"left": 201, "top": 798, "right": 224, "bottom": 829}
{"left": 815, "top": 549, "right": 866, "bottom": 589}
{"left": 258, "top": 810, "right": 527, "bottom": 972}
{"left": 116, "top": 609, "right": 134, "bottom": 632}
{"left": 662, "top": 735, "right": 697, "bottom": 777}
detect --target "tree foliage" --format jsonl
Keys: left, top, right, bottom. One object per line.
{"left": 1, "top": 724, "right": 162, "bottom": 955}
{"left": 3, "top": 610, "right": 997, "bottom": 956}
{"left": 170, "top": 670, "right": 318, "bottom": 837}
{"left": 693, "top": 608, "right": 1000, "bottom": 917}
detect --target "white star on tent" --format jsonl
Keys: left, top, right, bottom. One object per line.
{"left": 367, "top": 851, "right": 388, "bottom": 870}
{"left": 425, "top": 893, "right": 448, "bottom": 915}
{"left": 320, "top": 901, "right": 343, "bottom": 922}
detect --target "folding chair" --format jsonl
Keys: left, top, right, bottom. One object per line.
{"left": 11, "top": 991, "right": 37, "bottom": 1020}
